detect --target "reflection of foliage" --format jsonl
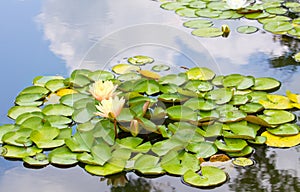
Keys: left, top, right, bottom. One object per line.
{"left": 110, "top": 175, "right": 163, "bottom": 192}
{"left": 229, "top": 145, "right": 300, "bottom": 191}
{"left": 269, "top": 35, "right": 300, "bottom": 68}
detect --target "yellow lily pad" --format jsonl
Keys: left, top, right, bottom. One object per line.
{"left": 112, "top": 64, "right": 140, "bottom": 74}
{"left": 259, "top": 94, "right": 293, "bottom": 109}
{"left": 139, "top": 70, "right": 161, "bottom": 79}
{"left": 261, "top": 131, "right": 300, "bottom": 147}
{"left": 232, "top": 157, "right": 254, "bottom": 167}
{"left": 286, "top": 90, "right": 300, "bottom": 103}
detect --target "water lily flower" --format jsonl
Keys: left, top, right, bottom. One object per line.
{"left": 226, "top": 0, "right": 249, "bottom": 9}
{"left": 89, "top": 80, "right": 118, "bottom": 101}
{"left": 95, "top": 96, "right": 125, "bottom": 119}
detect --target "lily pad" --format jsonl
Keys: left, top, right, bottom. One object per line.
{"left": 265, "top": 7, "right": 287, "bottom": 15}
{"left": 128, "top": 55, "right": 154, "bottom": 65}
{"left": 263, "top": 21, "right": 293, "bottom": 33}
{"left": 267, "top": 123, "right": 299, "bottom": 136}
{"left": 205, "top": 88, "right": 233, "bottom": 105}
{"left": 133, "top": 79, "right": 160, "bottom": 95}
{"left": 215, "top": 138, "right": 248, "bottom": 152}
{"left": 88, "top": 70, "right": 114, "bottom": 82}
{"left": 0, "top": 124, "right": 19, "bottom": 143}
{"left": 232, "top": 157, "right": 254, "bottom": 167}
{"left": 166, "top": 105, "right": 197, "bottom": 121}
{"left": 175, "top": 7, "right": 198, "bottom": 18}
{"left": 237, "top": 26, "right": 259, "bottom": 34}
{"left": 184, "top": 80, "right": 213, "bottom": 92}
{"left": 20, "top": 86, "right": 50, "bottom": 95}
{"left": 261, "top": 131, "right": 300, "bottom": 147}
{"left": 30, "top": 126, "right": 64, "bottom": 149}
{"left": 183, "top": 98, "right": 216, "bottom": 111}
{"left": 23, "top": 153, "right": 49, "bottom": 166}
{"left": 188, "top": 1, "right": 206, "bottom": 9}
{"left": 59, "top": 93, "right": 90, "bottom": 107}
{"left": 182, "top": 167, "right": 227, "bottom": 187}
{"left": 42, "top": 104, "right": 74, "bottom": 116}
{"left": 1, "top": 145, "right": 42, "bottom": 159}
{"left": 192, "top": 27, "right": 223, "bottom": 38}
{"left": 33, "top": 76, "right": 64, "bottom": 86}
{"left": 239, "top": 103, "right": 264, "bottom": 114}
{"left": 223, "top": 74, "right": 255, "bottom": 90}
{"left": 195, "top": 8, "right": 221, "bottom": 18}
{"left": 2, "top": 128, "right": 32, "bottom": 147}
{"left": 48, "top": 146, "right": 78, "bottom": 165}
{"left": 117, "top": 73, "right": 141, "bottom": 81}
{"left": 45, "top": 79, "right": 66, "bottom": 92}
{"left": 8, "top": 106, "right": 41, "bottom": 120}
{"left": 252, "top": 77, "right": 281, "bottom": 91}
{"left": 15, "top": 93, "right": 45, "bottom": 106}
{"left": 186, "top": 67, "right": 215, "bottom": 81}
{"left": 151, "top": 64, "right": 170, "bottom": 72}
{"left": 248, "top": 136, "right": 267, "bottom": 145}
{"left": 258, "top": 110, "right": 295, "bottom": 125}
{"left": 139, "top": 70, "right": 160, "bottom": 79}
{"left": 186, "top": 142, "right": 218, "bottom": 158}
{"left": 183, "top": 19, "right": 213, "bottom": 29}
{"left": 112, "top": 64, "right": 140, "bottom": 74}
{"left": 159, "top": 73, "right": 187, "bottom": 86}
{"left": 134, "top": 154, "right": 164, "bottom": 175}
{"left": 160, "top": 2, "right": 187, "bottom": 10}
{"left": 226, "top": 145, "right": 253, "bottom": 157}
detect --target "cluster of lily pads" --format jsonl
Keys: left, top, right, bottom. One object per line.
{"left": 160, "top": 0, "right": 300, "bottom": 39}
{"left": 0, "top": 55, "right": 300, "bottom": 188}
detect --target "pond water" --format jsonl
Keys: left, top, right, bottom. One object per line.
{"left": 0, "top": 0, "right": 300, "bottom": 191}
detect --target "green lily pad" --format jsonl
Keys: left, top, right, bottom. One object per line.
{"left": 186, "top": 142, "right": 218, "bottom": 158}
{"left": 205, "top": 88, "right": 233, "bottom": 105}
{"left": 207, "top": 1, "right": 229, "bottom": 11}
{"left": 48, "top": 146, "right": 78, "bottom": 165}
{"left": 183, "top": 19, "right": 213, "bottom": 29}
{"left": 212, "top": 75, "right": 224, "bottom": 86}
{"left": 219, "top": 110, "right": 247, "bottom": 123}
{"left": 15, "top": 111, "right": 44, "bottom": 125}
{"left": 192, "top": 27, "right": 223, "bottom": 37}
{"left": 42, "top": 104, "right": 74, "bottom": 116}
{"left": 0, "top": 124, "right": 19, "bottom": 143}
{"left": 237, "top": 26, "right": 259, "bottom": 34}
{"left": 244, "top": 12, "right": 270, "bottom": 20}
{"left": 65, "top": 130, "right": 94, "bottom": 153}
{"left": 263, "top": 21, "right": 294, "bottom": 33}
{"left": 229, "top": 95, "right": 251, "bottom": 106}
{"left": 33, "top": 76, "right": 64, "bottom": 86}
{"left": 160, "top": 2, "right": 187, "bottom": 10}
{"left": 159, "top": 83, "right": 178, "bottom": 94}
{"left": 85, "top": 158, "right": 126, "bottom": 176}
{"left": 252, "top": 77, "right": 281, "bottom": 91}
{"left": 188, "top": 1, "right": 206, "bottom": 9}
{"left": 30, "top": 126, "right": 64, "bottom": 149}
{"left": 161, "top": 151, "right": 200, "bottom": 175}
{"left": 45, "top": 79, "right": 66, "bottom": 92}
{"left": 23, "top": 153, "right": 49, "bottom": 166}
{"left": 215, "top": 138, "right": 248, "bottom": 152}
{"left": 184, "top": 80, "right": 213, "bottom": 92}
{"left": 186, "top": 67, "right": 215, "bottom": 81}
{"left": 175, "top": 7, "right": 198, "bottom": 18}
{"left": 128, "top": 55, "right": 154, "bottom": 66}
{"left": 152, "top": 64, "right": 170, "bottom": 72}
{"left": 44, "top": 115, "right": 72, "bottom": 128}
{"left": 223, "top": 74, "right": 255, "bottom": 90}
{"left": 226, "top": 145, "right": 253, "bottom": 157}
{"left": 15, "top": 93, "right": 45, "bottom": 106}
{"left": 8, "top": 106, "right": 41, "bottom": 120}
{"left": 2, "top": 128, "right": 33, "bottom": 147}
{"left": 69, "top": 74, "right": 91, "bottom": 88}
{"left": 195, "top": 8, "right": 221, "bottom": 18}
{"left": 158, "top": 93, "right": 188, "bottom": 103}
{"left": 232, "top": 157, "right": 254, "bottom": 167}
{"left": 183, "top": 98, "right": 216, "bottom": 111}
{"left": 248, "top": 136, "right": 267, "bottom": 145}
{"left": 20, "top": 116, "right": 44, "bottom": 130}
{"left": 247, "top": 91, "right": 268, "bottom": 102}
{"left": 199, "top": 123, "right": 222, "bottom": 137}
{"left": 267, "top": 123, "right": 299, "bottom": 136}
{"left": 134, "top": 154, "right": 164, "bottom": 175}
{"left": 59, "top": 93, "right": 90, "bottom": 107}
{"left": 258, "top": 110, "right": 295, "bottom": 125}
{"left": 166, "top": 105, "right": 197, "bottom": 121}
{"left": 285, "top": 2, "right": 300, "bottom": 8}
{"left": 133, "top": 79, "right": 160, "bottom": 95}
{"left": 265, "top": 7, "right": 287, "bottom": 15}
{"left": 258, "top": 15, "right": 291, "bottom": 24}
{"left": 20, "top": 86, "right": 50, "bottom": 95}
{"left": 88, "top": 70, "right": 115, "bottom": 82}
{"left": 182, "top": 167, "right": 227, "bottom": 187}
{"left": 112, "top": 64, "right": 140, "bottom": 74}
{"left": 239, "top": 103, "right": 264, "bottom": 114}
{"left": 117, "top": 72, "right": 141, "bottom": 81}
{"left": 223, "top": 121, "right": 257, "bottom": 139}
{"left": 159, "top": 73, "right": 187, "bottom": 86}
{"left": 151, "top": 139, "right": 184, "bottom": 156}
{"left": 1, "top": 145, "right": 42, "bottom": 159}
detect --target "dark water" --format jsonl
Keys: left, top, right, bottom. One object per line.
{"left": 0, "top": 0, "right": 299, "bottom": 191}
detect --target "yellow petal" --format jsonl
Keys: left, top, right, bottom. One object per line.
{"left": 56, "top": 88, "right": 78, "bottom": 96}
{"left": 261, "top": 131, "right": 300, "bottom": 148}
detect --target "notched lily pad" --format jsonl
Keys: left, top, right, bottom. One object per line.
{"left": 252, "top": 77, "right": 281, "bottom": 91}
{"left": 267, "top": 123, "right": 299, "bottom": 136}
{"left": 258, "top": 110, "right": 295, "bottom": 125}
{"left": 182, "top": 167, "right": 227, "bottom": 188}
{"left": 128, "top": 55, "right": 154, "bottom": 65}
{"left": 262, "top": 131, "right": 300, "bottom": 148}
